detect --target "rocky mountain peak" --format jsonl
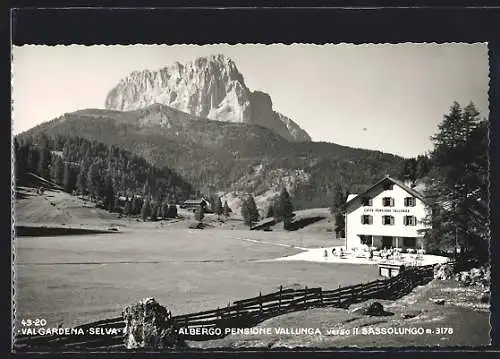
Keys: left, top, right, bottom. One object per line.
{"left": 105, "top": 54, "right": 311, "bottom": 142}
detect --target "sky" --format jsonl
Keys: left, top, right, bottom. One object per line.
{"left": 12, "top": 44, "right": 489, "bottom": 158}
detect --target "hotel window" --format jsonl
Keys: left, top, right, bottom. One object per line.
{"left": 361, "top": 215, "right": 373, "bottom": 225}
{"left": 404, "top": 215, "right": 417, "bottom": 226}
{"left": 382, "top": 197, "right": 395, "bottom": 207}
{"left": 361, "top": 197, "right": 373, "bottom": 206}
{"left": 404, "top": 197, "right": 416, "bottom": 207}
{"left": 382, "top": 215, "right": 395, "bottom": 225}
{"left": 383, "top": 182, "right": 394, "bottom": 190}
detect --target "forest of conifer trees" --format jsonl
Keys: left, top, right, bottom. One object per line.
{"left": 14, "top": 133, "right": 195, "bottom": 217}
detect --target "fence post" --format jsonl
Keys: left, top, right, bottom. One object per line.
{"left": 304, "top": 286, "right": 308, "bottom": 307}
{"left": 337, "top": 284, "right": 341, "bottom": 307}
{"left": 259, "top": 291, "right": 263, "bottom": 313}
{"left": 320, "top": 288, "right": 323, "bottom": 306}
{"left": 217, "top": 306, "right": 220, "bottom": 320}
{"left": 279, "top": 285, "right": 283, "bottom": 310}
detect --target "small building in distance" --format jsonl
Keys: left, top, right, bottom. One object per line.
{"left": 343, "top": 176, "right": 430, "bottom": 251}
{"left": 181, "top": 198, "right": 212, "bottom": 213}
{"left": 117, "top": 194, "right": 143, "bottom": 204}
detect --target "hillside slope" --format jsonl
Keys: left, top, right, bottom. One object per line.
{"left": 15, "top": 186, "right": 122, "bottom": 228}
{"left": 20, "top": 104, "right": 405, "bottom": 211}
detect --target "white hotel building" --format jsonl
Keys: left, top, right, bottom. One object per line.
{"left": 343, "top": 176, "right": 431, "bottom": 251}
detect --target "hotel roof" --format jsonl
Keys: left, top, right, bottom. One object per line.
{"left": 343, "top": 176, "right": 426, "bottom": 210}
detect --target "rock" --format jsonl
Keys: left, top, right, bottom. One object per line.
{"left": 470, "top": 267, "right": 484, "bottom": 281}
{"left": 453, "top": 265, "right": 490, "bottom": 287}
{"left": 459, "top": 271, "right": 472, "bottom": 285}
{"left": 122, "top": 297, "right": 181, "bottom": 350}
{"left": 351, "top": 306, "right": 365, "bottom": 315}
{"left": 363, "top": 302, "right": 385, "bottom": 316}
{"left": 434, "top": 263, "right": 454, "bottom": 280}
{"left": 401, "top": 310, "right": 421, "bottom": 319}
{"left": 430, "top": 298, "right": 446, "bottom": 305}
{"left": 104, "top": 54, "right": 311, "bottom": 142}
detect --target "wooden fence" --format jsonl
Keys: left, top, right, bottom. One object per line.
{"left": 14, "top": 264, "right": 436, "bottom": 350}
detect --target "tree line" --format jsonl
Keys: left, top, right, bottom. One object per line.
{"left": 422, "top": 102, "right": 489, "bottom": 262}
{"left": 241, "top": 188, "right": 294, "bottom": 230}
{"left": 399, "top": 155, "right": 432, "bottom": 185}
{"left": 14, "top": 133, "right": 195, "bottom": 217}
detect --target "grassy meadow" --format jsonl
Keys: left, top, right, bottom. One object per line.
{"left": 15, "top": 228, "right": 378, "bottom": 329}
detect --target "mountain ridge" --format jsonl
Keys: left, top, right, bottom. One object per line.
{"left": 104, "top": 54, "right": 311, "bottom": 142}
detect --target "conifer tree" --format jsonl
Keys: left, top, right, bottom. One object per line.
{"left": 123, "top": 200, "right": 131, "bottom": 216}
{"left": 113, "top": 196, "right": 121, "bottom": 214}
{"left": 424, "top": 102, "right": 488, "bottom": 261}
{"left": 76, "top": 161, "right": 88, "bottom": 195}
{"left": 37, "top": 146, "right": 51, "bottom": 178}
{"left": 330, "top": 183, "right": 347, "bottom": 237}
{"left": 161, "top": 201, "right": 169, "bottom": 219}
{"left": 272, "top": 200, "right": 282, "bottom": 222}
{"left": 195, "top": 205, "right": 204, "bottom": 222}
{"left": 156, "top": 204, "right": 162, "bottom": 220}
{"left": 87, "top": 162, "right": 102, "bottom": 199}
{"left": 415, "top": 155, "right": 431, "bottom": 179}
{"left": 330, "top": 183, "right": 345, "bottom": 215}
{"left": 51, "top": 156, "right": 65, "bottom": 186}
{"left": 63, "top": 164, "right": 77, "bottom": 193}
{"left": 149, "top": 201, "right": 159, "bottom": 221}
{"left": 241, "top": 199, "right": 249, "bottom": 226}
{"left": 131, "top": 197, "right": 142, "bottom": 215}
{"left": 27, "top": 148, "right": 40, "bottom": 173}
{"left": 279, "top": 188, "right": 294, "bottom": 230}
{"left": 266, "top": 204, "right": 274, "bottom": 218}
{"left": 15, "top": 141, "right": 29, "bottom": 183}
{"left": 213, "top": 196, "right": 223, "bottom": 219}
{"left": 141, "top": 199, "right": 151, "bottom": 221}
{"left": 242, "top": 195, "right": 259, "bottom": 228}
{"left": 400, "top": 158, "right": 417, "bottom": 184}
{"left": 167, "top": 204, "right": 178, "bottom": 218}
{"left": 102, "top": 174, "right": 115, "bottom": 210}
{"left": 223, "top": 201, "right": 231, "bottom": 217}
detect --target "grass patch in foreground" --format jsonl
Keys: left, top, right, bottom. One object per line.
{"left": 189, "top": 280, "right": 490, "bottom": 348}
